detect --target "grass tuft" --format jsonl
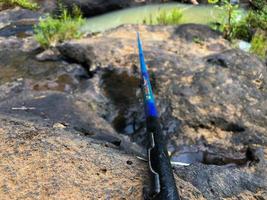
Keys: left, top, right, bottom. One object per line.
{"left": 250, "top": 30, "right": 267, "bottom": 59}
{"left": 143, "top": 8, "right": 183, "bottom": 25}
{"left": 34, "top": 6, "right": 85, "bottom": 49}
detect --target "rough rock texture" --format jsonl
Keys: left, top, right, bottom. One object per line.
{"left": 51, "top": 0, "right": 177, "bottom": 16}
{"left": 0, "top": 0, "right": 252, "bottom": 15}
{"left": 0, "top": 115, "right": 206, "bottom": 199}
{"left": 0, "top": 7, "right": 40, "bottom": 28}
{"left": 0, "top": 36, "right": 39, "bottom": 51}
{"left": 58, "top": 24, "right": 267, "bottom": 199}
{"left": 0, "top": 18, "right": 267, "bottom": 199}
{"left": 0, "top": 8, "right": 41, "bottom": 38}
{"left": 175, "top": 162, "right": 267, "bottom": 200}
{"left": 0, "top": 115, "right": 146, "bottom": 199}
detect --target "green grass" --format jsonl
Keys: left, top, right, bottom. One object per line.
{"left": 34, "top": 7, "right": 85, "bottom": 48}
{"left": 156, "top": 8, "right": 183, "bottom": 25}
{"left": 250, "top": 31, "right": 267, "bottom": 59}
{"left": 0, "top": 0, "right": 38, "bottom": 10}
{"left": 143, "top": 8, "right": 183, "bottom": 25}
{"left": 208, "top": 0, "right": 242, "bottom": 40}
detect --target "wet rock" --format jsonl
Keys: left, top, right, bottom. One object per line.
{"left": 58, "top": 0, "right": 175, "bottom": 17}
{"left": 60, "top": 0, "right": 134, "bottom": 16}
{"left": 55, "top": 0, "right": 237, "bottom": 16}
{"left": 174, "top": 162, "right": 267, "bottom": 200}
{"left": 0, "top": 7, "right": 40, "bottom": 29}
{"left": 0, "top": 36, "right": 145, "bottom": 155}
{"left": 0, "top": 46, "right": 67, "bottom": 85}
{"left": 0, "top": 22, "right": 35, "bottom": 38}
{"left": 171, "top": 145, "right": 262, "bottom": 166}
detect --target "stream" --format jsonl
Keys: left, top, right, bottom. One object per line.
{"left": 81, "top": 3, "right": 223, "bottom": 33}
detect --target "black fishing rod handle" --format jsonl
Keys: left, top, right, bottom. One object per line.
{"left": 146, "top": 117, "right": 180, "bottom": 200}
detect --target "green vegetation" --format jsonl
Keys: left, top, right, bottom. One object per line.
{"left": 250, "top": 0, "right": 267, "bottom": 11}
{"left": 232, "top": 7, "right": 267, "bottom": 41}
{"left": 250, "top": 31, "right": 267, "bottom": 59}
{"left": 156, "top": 8, "right": 183, "bottom": 25}
{"left": 0, "top": 0, "right": 38, "bottom": 10}
{"left": 209, "top": 0, "right": 267, "bottom": 58}
{"left": 233, "top": 6, "right": 267, "bottom": 58}
{"left": 230, "top": 17, "right": 252, "bottom": 41}
{"left": 34, "top": 6, "right": 85, "bottom": 48}
{"left": 208, "top": 0, "right": 242, "bottom": 40}
{"left": 143, "top": 8, "right": 183, "bottom": 25}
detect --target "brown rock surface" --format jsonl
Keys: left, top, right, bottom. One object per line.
{"left": 0, "top": 115, "right": 204, "bottom": 199}
{"left": 1, "top": 22, "right": 267, "bottom": 199}
{"left": 58, "top": 24, "right": 267, "bottom": 199}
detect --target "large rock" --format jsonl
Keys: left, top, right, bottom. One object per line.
{"left": 1, "top": 23, "right": 266, "bottom": 199}
{"left": 0, "top": 35, "right": 144, "bottom": 155}
{"left": 175, "top": 161, "right": 267, "bottom": 200}
{"left": 58, "top": 24, "right": 267, "bottom": 199}
{"left": 0, "top": 115, "right": 205, "bottom": 199}
{"left": 0, "top": 7, "right": 40, "bottom": 28}
{"left": 0, "top": 7, "right": 41, "bottom": 37}
{"left": 51, "top": 0, "right": 175, "bottom": 17}
{"left": 0, "top": 115, "right": 145, "bottom": 199}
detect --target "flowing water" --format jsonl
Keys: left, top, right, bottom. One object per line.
{"left": 82, "top": 3, "right": 223, "bottom": 33}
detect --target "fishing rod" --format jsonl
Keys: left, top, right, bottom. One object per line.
{"left": 137, "top": 32, "right": 180, "bottom": 200}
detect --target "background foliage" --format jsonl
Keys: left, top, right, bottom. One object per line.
{"left": 0, "top": 0, "right": 38, "bottom": 10}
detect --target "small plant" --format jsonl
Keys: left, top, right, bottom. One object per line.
{"left": 247, "top": 6, "right": 267, "bottom": 31}
{"left": 143, "top": 8, "right": 183, "bottom": 25}
{"left": 34, "top": 6, "right": 85, "bottom": 48}
{"left": 208, "top": 0, "right": 242, "bottom": 40}
{"left": 208, "top": 0, "right": 267, "bottom": 58}
{"left": 0, "top": 0, "right": 38, "bottom": 10}
{"left": 209, "top": 0, "right": 267, "bottom": 42}
{"left": 231, "top": 5, "right": 267, "bottom": 41}
{"left": 250, "top": 30, "right": 267, "bottom": 59}
{"left": 231, "top": 17, "right": 253, "bottom": 41}
{"left": 156, "top": 8, "right": 183, "bottom": 25}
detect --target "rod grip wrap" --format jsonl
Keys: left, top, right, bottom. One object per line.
{"left": 146, "top": 117, "right": 180, "bottom": 200}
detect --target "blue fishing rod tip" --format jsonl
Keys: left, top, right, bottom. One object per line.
{"left": 136, "top": 31, "right": 140, "bottom": 38}
{"left": 137, "top": 32, "right": 141, "bottom": 45}
{"left": 136, "top": 32, "right": 158, "bottom": 118}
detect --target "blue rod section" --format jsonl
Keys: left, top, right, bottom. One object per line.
{"left": 137, "top": 32, "right": 158, "bottom": 117}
